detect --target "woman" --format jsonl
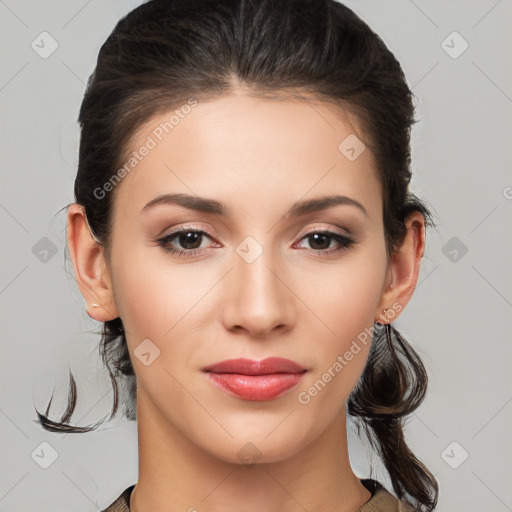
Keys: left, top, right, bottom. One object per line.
{"left": 37, "top": 0, "right": 439, "bottom": 510}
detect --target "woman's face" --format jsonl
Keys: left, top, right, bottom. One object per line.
{"left": 105, "top": 94, "right": 391, "bottom": 463}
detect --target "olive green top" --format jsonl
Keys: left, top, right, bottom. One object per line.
{"left": 101, "top": 479, "right": 418, "bottom": 511}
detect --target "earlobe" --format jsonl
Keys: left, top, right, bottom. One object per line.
{"left": 66, "top": 203, "right": 119, "bottom": 322}
{"left": 374, "top": 212, "right": 426, "bottom": 324}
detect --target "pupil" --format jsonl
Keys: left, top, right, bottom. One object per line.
{"left": 309, "top": 233, "right": 330, "bottom": 250}
{"left": 180, "top": 232, "right": 201, "bottom": 249}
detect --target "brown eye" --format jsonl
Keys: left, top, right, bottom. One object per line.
{"left": 173, "top": 231, "right": 203, "bottom": 250}
{"left": 296, "top": 230, "right": 355, "bottom": 254}
{"left": 157, "top": 229, "right": 215, "bottom": 257}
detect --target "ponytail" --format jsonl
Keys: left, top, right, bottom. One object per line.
{"left": 348, "top": 323, "right": 439, "bottom": 511}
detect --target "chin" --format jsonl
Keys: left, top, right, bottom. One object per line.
{"left": 201, "top": 430, "right": 310, "bottom": 466}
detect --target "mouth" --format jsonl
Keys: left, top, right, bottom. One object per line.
{"left": 201, "top": 357, "right": 308, "bottom": 401}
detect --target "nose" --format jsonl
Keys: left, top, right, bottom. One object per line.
{"left": 221, "top": 245, "right": 294, "bottom": 339}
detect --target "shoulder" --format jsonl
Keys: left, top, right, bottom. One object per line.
{"left": 359, "top": 479, "right": 419, "bottom": 512}
{"left": 101, "top": 485, "right": 134, "bottom": 512}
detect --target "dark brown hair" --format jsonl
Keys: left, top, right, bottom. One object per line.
{"left": 36, "top": 0, "right": 438, "bottom": 509}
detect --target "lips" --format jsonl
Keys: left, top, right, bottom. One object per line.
{"left": 202, "top": 357, "right": 307, "bottom": 401}
{"left": 201, "top": 357, "right": 307, "bottom": 375}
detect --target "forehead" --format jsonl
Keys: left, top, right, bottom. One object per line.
{"left": 111, "top": 94, "right": 382, "bottom": 224}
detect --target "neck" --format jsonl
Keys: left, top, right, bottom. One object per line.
{"left": 130, "top": 388, "right": 372, "bottom": 512}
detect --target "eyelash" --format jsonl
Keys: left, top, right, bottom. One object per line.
{"left": 156, "top": 226, "right": 355, "bottom": 259}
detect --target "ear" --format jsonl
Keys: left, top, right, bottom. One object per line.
{"left": 374, "top": 211, "right": 426, "bottom": 324}
{"left": 67, "top": 203, "right": 119, "bottom": 322}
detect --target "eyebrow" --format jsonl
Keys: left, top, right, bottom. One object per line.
{"left": 140, "top": 193, "right": 368, "bottom": 218}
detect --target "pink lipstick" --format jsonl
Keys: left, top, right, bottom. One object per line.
{"left": 201, "top": 357, "right": 307, "bottom": 401}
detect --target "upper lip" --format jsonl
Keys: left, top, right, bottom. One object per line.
{"left": 202, "top": 357, "right": 307, "bottom": 375}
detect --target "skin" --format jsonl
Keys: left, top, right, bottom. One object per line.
{"left": 67, "top": 91, "right": 425, "bottom": 512}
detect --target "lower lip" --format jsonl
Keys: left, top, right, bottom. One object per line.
{"left": 205, "top": 372, "right": 306, "bottom": 401}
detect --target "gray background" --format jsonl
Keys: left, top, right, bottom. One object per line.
{"left": 1, "top": 0, "right": 511, "bottom": 510}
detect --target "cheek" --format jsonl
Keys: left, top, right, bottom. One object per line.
{"left": 294, "top": 292, "right": 377, "bottom": 423}
{"left": 109, "top": 245, "right": 182, "bottom": 347}
{"left": 295, "top": 249, "right": 386, "bottom": 340}
{"left": 109, "top": 227, "right": 179, "bottom": 312}
{"left": 109, "top": 246, "right": 215, "bottom": 373}
{"left": 294, "top": 247, "right": 386, "bottom": 393}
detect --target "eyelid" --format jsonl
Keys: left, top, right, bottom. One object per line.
{"left": 159, "top": 222, "right": 352, "bottom": 243}
{"left": 158, "top": 223, "right": 217, "bottom": 240}
{"left": 296, "top": 222, "right": 352, "bottom": 239}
